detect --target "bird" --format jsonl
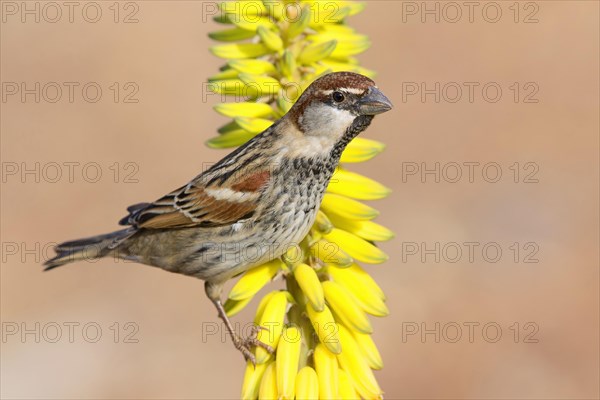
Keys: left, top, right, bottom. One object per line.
{"left": 44, "top": 71, "right": 393, "bottom": 363}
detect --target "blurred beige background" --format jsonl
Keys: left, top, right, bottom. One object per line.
{"left": 1, "top": 1, "right": 598, "bottom": 399}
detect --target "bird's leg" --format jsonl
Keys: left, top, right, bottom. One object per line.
{"left": 204, "top": 281, "right": 274, "bottom": 364}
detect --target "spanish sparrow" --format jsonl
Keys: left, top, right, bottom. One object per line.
{"left": 44, "top": 71, "right": 393, "bottom": 363}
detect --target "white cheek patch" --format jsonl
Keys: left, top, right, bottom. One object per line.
{"left": 290, "top": 104, "right": 356, "bottom": 158}
{"left": 301, "top": 104, "right": 355, "bottom": 139}
{"left": 326, "top": 107, "right": 356, "bottom": 130}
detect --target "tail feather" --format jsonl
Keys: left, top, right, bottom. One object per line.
{"left": 44, "top": 229, "right": 134, "bottom": 271}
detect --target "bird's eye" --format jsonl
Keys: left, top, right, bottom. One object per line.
{"left": 332, "top": 91, "right": 345, "bottom": 103}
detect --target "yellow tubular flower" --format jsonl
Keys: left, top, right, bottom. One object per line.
{"left": 327, "top": 213, "right": 395, "bottom": 242}
{"left": 320, "top": 193, "right": 379, "bottom": 220}
{"left": 322, "top": 280, "right": 373, "bottom": 334}
{"left": 338, "top": 368, "right": 361, "bottom": 400}
{"left": 345, "top": 263, "right": 387, "bottom": 301}
{"left": 210, "top": 43, "right": 271, "bottom": 59}
{"left": 306, "top": 304, "right": 341, "bottom": 355}
{"left": 224, "top": 296, "right": 254, "bottom": 317}
{"left": 235, "top": 117, "right": 273, "bottom": 133}
{"left": 325, "top": 228, "right": 389, "bottom": 264}
{"left": 229, "top": 259, "right": 282, "bottom": 301}
{"left": 258, "top": 361, "right": 278, "bottom": 400}
{"left": 255, "top": 291, "right": 288, "bottom": 364}
{"left": 327, "top": 266, "right": 389, "bottom": 317}
{"left": 295, "top": 366, "right": 319, "bottom": 400}
{"left": 310, "top": 238, "right": 353, "bottom": 267}
{"left": 276, "top": 326, "right": 301, "bottom": 399}
{"left": 337, "top": 325, "right": 382, "bottom": 399}
{"left": 293, "top": 263, "right": 325, "bottom": 311}
{"left": 314, "top": 344, "right": 339, "bottom": 400}
{"left": 214, "top": 102, "right": 274, "bottom": 118}
{"left": 253, "top": 290, "right": 278, "bottom": 324}
{"left": 208, "top": 1, "right": 391, "bottom": 397}
{"left": 241, "top": 361, "right": 268, "bottom": 400}
{"left": 327, "top": 168, "right": 392, "bottom": 200}
{"left": 351, "top": 330, "right": 384, "bottom": 370}
{"left": 340, "top": 137, "right": 386, "bottom": 163}
{"left": 314, "top": 211, "right": 334, "bottom": 234}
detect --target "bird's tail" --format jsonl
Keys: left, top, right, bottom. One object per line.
{"left": 44, "top": 229, "right": 134, "bottom": 270}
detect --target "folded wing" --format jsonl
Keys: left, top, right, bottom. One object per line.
{"left": 120, "top": 170, "right": 271, "bottom": 229}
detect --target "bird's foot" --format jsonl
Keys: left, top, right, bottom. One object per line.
{"left": 232, "top": 325, "right": 274, "bottom": 365}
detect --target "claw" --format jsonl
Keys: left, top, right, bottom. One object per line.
{"left": 244, "top": 334, "right": 275, "bottom": 353}
{"left": 233, "top": 337, "right": 257, "bottom": 366}
{"left": 247, "top": 324, "right": 275, "bottom": 353}
{"left": 232, "top": 324, "right": 276, "bottom": 364}
{"left": 208, "top": 295, "right": 275, "bottom": 365}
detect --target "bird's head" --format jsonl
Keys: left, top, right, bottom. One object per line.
{"left": 287, "top": 72, "right": 392, "bottom": 151}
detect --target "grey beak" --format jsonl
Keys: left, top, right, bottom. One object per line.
{"left": 358, "top": 86, "right": 393, "bottom": 115}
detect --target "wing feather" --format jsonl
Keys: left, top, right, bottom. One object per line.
{"left": 121, "top": 169, "right": 271, "bottom": 229}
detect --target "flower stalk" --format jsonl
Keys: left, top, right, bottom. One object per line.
{"left": 208, "top": 1, "right": 392, "bottom": 399}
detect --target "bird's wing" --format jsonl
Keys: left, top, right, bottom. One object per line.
{"left": 120, "top": 119, "right": 278, "bottom": 230}
{"left": 119, "top": 168, "right": 271, "bottom": 229}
